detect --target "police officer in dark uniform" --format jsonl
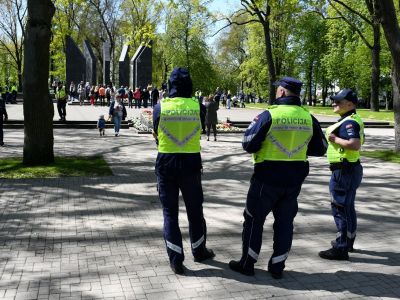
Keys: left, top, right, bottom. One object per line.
{"left": 319, "top": 89, "right": 364, "bottom": 260}
{"left": 0, "top": 93, "right": 8, "bottom": 146}
{"left": 229, "top": 77, "right": 327, "bottom": 279}
{"left": 152, "top": 67, "right": 214, "bottom": 275}
{"left": 56, "top": 81, "right": 67, "bottom": 121}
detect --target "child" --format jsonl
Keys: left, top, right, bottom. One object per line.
{"left": 97, "top": 114, "right": 106, "bottom": 136}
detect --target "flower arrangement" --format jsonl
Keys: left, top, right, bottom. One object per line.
{"left": 216, "top": 122, "right": 243, "bottom": 132}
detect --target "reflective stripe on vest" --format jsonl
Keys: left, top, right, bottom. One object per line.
{"left": 325, "top": 113, "right": 364, "bottom": 163}
{"left": 158, "top": 97, "right": 201, "bottom": 153}
{"left": 252, "top": 105, "right": 313, "bottom": 164}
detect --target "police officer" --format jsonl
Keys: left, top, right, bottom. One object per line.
{"left": 11, "top": 84, "right": 17, "bottom": 103}
{"left": 319, "top": 89, "right": 364, "bottom": 261}
{"left": 229, "top": 77, "right": 327, "bottom": 279}
{"left": 0, "top": 93, "right": 8, "bottom": 146}
{"left": 152, "top": 67, "right": 214, "bottom": 275}
{"left": 56, "top": 81, "right": 67, "bottom": 121}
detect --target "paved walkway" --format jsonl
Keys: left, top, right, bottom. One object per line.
{"left": 0, "top": 126, "right": 399, "bottom": 299}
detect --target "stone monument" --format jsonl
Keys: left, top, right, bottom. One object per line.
{"left": 103, "top": 42, "right": 111, "bottom": 86}
{"left": 66, "top": 35, "right": 86, "bottom": 87}
{"left": 119, "top": 45, "right": 130, "bottom": 88}
{"left": 83, "top": 40, "right": 96, "bottom": 85}
{"left": 130, "top": 43, "right": 152, "bottom": 89}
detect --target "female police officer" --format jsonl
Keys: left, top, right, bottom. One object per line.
{"left": 319, "top": 89, "right": 364, "bottom": 260}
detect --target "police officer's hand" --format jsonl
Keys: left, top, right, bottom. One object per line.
{"left": 328, "top": 133, "right": 337, "bottom": 143}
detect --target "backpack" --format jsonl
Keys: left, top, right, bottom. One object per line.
{"left": 106, "top": 88, "right": 111, "bottom": 97}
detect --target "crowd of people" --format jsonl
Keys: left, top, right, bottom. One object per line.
{"left": 58, "top": 80, "right": 166, "bottom": 109}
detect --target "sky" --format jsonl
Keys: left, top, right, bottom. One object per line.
{"left": 207, "top": 0, "right": 241, "bottom": 47}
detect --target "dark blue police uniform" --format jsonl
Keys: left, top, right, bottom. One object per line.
{"left": 229, "top": 77, "right": 327, "bottom": 279}
{"left": 329, "top": 109, "right": 363, "bottom": 251}
{"left": 153, "top": 68, "right": 213, "bottom": 274}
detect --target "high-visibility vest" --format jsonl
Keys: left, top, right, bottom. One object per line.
{"left": 56, "top": 87, "right": 66, "bottom": 100}
{"left": 158, "top": 97, "right": 201, "bottom": 153}
{"left": 326, "top": 113, "right": 364, "bottom": 163}
{"left": 252, "top": 105, "right": 313, "bottom": 164}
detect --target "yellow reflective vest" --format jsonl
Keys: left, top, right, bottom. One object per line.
{"left": 253, "top": 105, "right": 313, "bottom": 164}
{"left": 158, "top": 97, "right": 201, "bottom": 153}
{"left": 56, "top": 87, "right": 66, "bottom": 100}
{"left": 325, "top": 113, "right": 364, "bottom": 163}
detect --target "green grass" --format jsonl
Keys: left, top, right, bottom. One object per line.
{"left": 361, "top": 150, "right": 400, "bottom": 163}
{"left": 246, "top": 103, "right": 394, "bottom": 122}
{"left": 0, "top": 156, "right": 113, "bottom": 179}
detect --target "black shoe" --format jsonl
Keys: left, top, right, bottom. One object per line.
{"left": 170, "top": 262, "right": 185, "bottom": 275}
{"left": 194, "top": 248, "right": 215, "bottom": 262}
{"left": 268, "top": 268, "right": 283, "bottom": 279}
{"left": 0, "top": 142, "right": 4, "bottom": 147}
{"left": 319, "top": 247, "right": 349, "bottom": 260}
{"left": 228, "top": 260, "right": 254, "bottom": 276}
{"left": 331, "top": 240, "right": 354, "bottom": 252}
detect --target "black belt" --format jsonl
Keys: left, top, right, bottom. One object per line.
{"left": 329, "top": 160, "right": 360, "bottom": 171}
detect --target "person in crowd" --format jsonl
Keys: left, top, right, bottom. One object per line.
{"left": 214, "top": 87, "right": 222, "bottom": 109}
{"left": 69, "top": 81, "right": 76, "bottom": 102}
{"left": 90, "top": 86, "right": 95, "bottom": 105}
{"left": 226, "top": 90, "right": 232, "bottom": 109}
{"left": 56, "top": 81, "right": 67, "bottom": 121}
{"left": 229, "top": 77, "right": 327, "bottom": 279}
{"left": 109, "top": 93, "right": 127, "bottom": 137}
{"left": 94, "top": 85, "right": 99, "bottom": 105}
{"left": 85, "top": 82, "right": 91, "bottom": 102}
{"left": 152, "top": 86, "right": 159, "bottom": 107}
{"left": 152, "top": 67, "right": 215, "bottom": 275}
{"left": 142, "top": 86, "right": 150, "bottom": 108}
{"left": 0, "top": 92, "right": 8, "bottom": 146}
{"left": 319, "top": 89, "right": 364, "bottom": 261}
{"left": 78, "top": 81, "right": 86, "bottom": 106}
{"left": 105, "top": 85, "right": 111, "bottom": 106}
{"left": 204, "top": 95, "right": 218, "bottom": 141}
{"left": 134, "top": 87, "right": 141, "bottom": 109}
{"left": 127, "top": 87, "right": 134, "bottom": 108}
{"left": 97, "top": 114, "right": 106, "bottom": 136}
{"left": 99, "top": 84, "right": 106, "bottom": 106}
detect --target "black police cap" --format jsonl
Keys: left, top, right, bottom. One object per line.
{"left": 273, "top": 76, "right": 303, "bottom": 95}
{"left": 330, "top": 89, "right": 358, "bottom": 104}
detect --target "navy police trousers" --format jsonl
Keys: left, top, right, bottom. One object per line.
{"left": 330, "top": 164, "right": 363, "bottom": 250}
{"left": 157, "top": 171, "right": 207, "bottom": 265}
{"left": 239, "top": 176, "right": 301, "bottom": 274}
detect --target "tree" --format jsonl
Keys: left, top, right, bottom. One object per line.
{"left": 23, "top": 0, "right": 55, "bottom": 165}
{"left": 326, "top": 0, "right": 381, "bottom": 111}
{"left": 374, "top": 0, "right": 400, "bottom": 152}
{"left": 87, "top": 0, "right": 120, "bottom": 82}
{"left": 163, "top": 0, "right": 217, "bottom": 93}
{"left": 0, "top": 0, "right": 26, "bottom": 91}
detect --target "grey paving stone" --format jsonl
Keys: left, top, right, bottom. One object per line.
{"left": 0, "top": 126, "right": 399, "bottom": 300}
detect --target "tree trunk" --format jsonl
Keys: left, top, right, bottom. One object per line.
{"left": 262, "top": 5, "right": 276, "bottom": 105}
{"left": 263, "top": 25, "right": 276, "bottom": 105}
{"left": 374, "top": 0, "right": 400, "bottom": 152}
{"left": 370, "top": 22, "right": 380, "bottom": 111}
{"left": 393, "top": 66, "right": 400, "bottom": 152}
{"left": 307, "top": 63, "right": 313, "bottom": 106}
{"left": 23, "top": 0, "right": 55, "bottom": 165}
